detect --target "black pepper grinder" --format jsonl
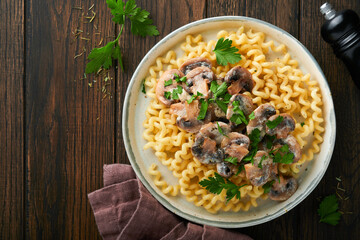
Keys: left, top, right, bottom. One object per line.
{"left": 320, "top": 2, "right": 360, "bottom": 89}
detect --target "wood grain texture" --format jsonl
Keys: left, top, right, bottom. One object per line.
{"left": 300, "top": 0, "right": 360, "bottom": 239}
{"left": 25, "top": 0, "right": 114, "bottom": 239}
{"left": 0, "top": 0, "right": 24, "bottom": 239}
{"left": 115, "top": 0, "right": 207, "bottom": 164}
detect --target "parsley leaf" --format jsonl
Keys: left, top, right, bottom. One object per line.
{"left": 248, "top": 111, "right": 255, "bottom": 120}
{"left": 164, "top": 79, "right": 173, "bottom": 87}
{"left": 235, "top": 165, "right": 245, "bottom": 176}
{"left": 224, "top": 156, "right": 238, "bottom": 164}
{"left": 318, "top": 195, "right": 341, "bottom": 226}
{"left": 86, "top": 0, "right": 159, "bottom": 74}
{"left": 213, "top": 38, "right": 242, "bottom": 66}
{"left": 242, "top": 128, "right": 261, "bottom": 164}
{"left": 262, "top": 180, "right": 275, "bottom": 194}
{"left": 199, "top": 172, "right": 247, "bottom": 202}
{"left": 265, "top": 134, "right": 276, "bottom": 149}
{"left": 271, "top": 144, "right": 294, "bottom": 164}
{"left": 301, "top": 122, "right": 305, "bottom": 127}
{"left": 217, "top": 122, "right": 228, "bottom": 137}
{"left": 197, "top": 99, "right": 208, "bottom": 120}
{"left": 266, "top": 115, "right": 284, "bottom": 129}
{"left": 187, "top": 91, "right": 203, "bottom": 104}
{"left": 86, "top": 41, "right": 117, "bottom": 74}
{"left": 257, "top": 155, "right": 266, "bottom": 169}
{"left": 141, "top": 79, "right": 146, "bottom": 94}
{"left": 215, "top": 99, "right": 228, "bottom": 113}
{"left": 214, "top": 82, "right": 228, "bottom": 98}
{"left": 230, "top": 100, "right": 248, "bottom": 125}
{"left": 171, "top": 86, "right": 183, "bottom": 100}
{"left": 164, "top": 91, "right": 171, "bottom": 99}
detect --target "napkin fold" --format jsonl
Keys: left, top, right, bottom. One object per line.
{"left": 88, "top": 164, "right": 252, "bottom": 240}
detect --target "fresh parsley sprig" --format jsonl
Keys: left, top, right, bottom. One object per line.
{"left": 224, "top": 156, "right": 238, "bottom": 164}
{"left": 199, "top": 172, "right": 247, "bottom": 202}
{"left": 213, "top": 38, "right": 242, "bottom": 66}
{"left": 85, "top": 0, "right": 159, "bottom": 74}
{"left": 270, "top": 144, "right": 294, "bottom": 164}
{"left": 242, "top": 128, "right": 261, "bottom": 164}
{"left": 318, "top": 194, "right": 341, "bottom": 226}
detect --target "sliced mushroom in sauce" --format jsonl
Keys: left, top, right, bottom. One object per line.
{"left": 266, "top": 113, "right": 295, "bottom": 139}
{"left": 225, "top": 66, "right": 254, "bottom": 95}
{"left": 247, "top": 103, "right": 276, "bottom": 138}
{"left": 216, "top": 161, "right": 238, "bottom": 178}
{"left": 268, "top": 176, "right": 298, "bottom": 201}
{"left": 221, "top": 132, "right": 250, "bottom": 163}
{"left": 180, "top": 57, "right": 212, "bottom": 75}
{"left": 244, "top": 151, "right": 278, "bottom": 187}
{"left": 156, "top": 69, "right": 187, "bottom": 106}
{"left": 226, "top": 94, "right": 254, "bottom": 121}
{"left": 274, "top": 135, "right": 301, "bottom": 163}
{"left": 184, "top": 67, "right": 214, "bottom": 98}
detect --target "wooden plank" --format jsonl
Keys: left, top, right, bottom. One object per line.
{"left": 25, "top": 0, "right": 115, "bottom": 239}
{"left": 300, "top": 1, "right": 360, "bottom": 239}
{"left": 0, "top": 0, "right": 24, "bottom": 239}
{"left": 207, "top": 1, "right": 300, "bottom": 239}
{"left": 115, "top": 0, "right": 207, "bottom": 164}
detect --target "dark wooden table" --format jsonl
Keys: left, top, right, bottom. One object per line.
{"left": 1, "top": 0, "right": 360, "bottom": 239}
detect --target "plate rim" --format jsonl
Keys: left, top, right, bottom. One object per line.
{"left": 122, "top": 16, "right": 336, "bottom": 228}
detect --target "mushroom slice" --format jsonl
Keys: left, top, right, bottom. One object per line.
{"left": 274, "top": 135, "right": 301, "bottom": 163}
{"left": 185, "top": 67, "right": 214, "bottom": 98}
{"left": 170, "top": 100, "right": 205, "bottom": 133}
{"left": 247, "top": 103, "right": 276, "bottom": 138}
{"left": 266, "top": 113, "right": 295, "bottom": 139}
{"left": 216, "top": 161, "right": 238, "bottom": 178}
{"left": 199, "top": 122, "right": 231, "bottom": 144}
{"left": 221, "top": 132, "right": 250, "bottom": 162}
{"left": 226, "top": 94, "right": 254, "bottom": 120}
{"left": 156, "top": 69, "right": 186, "bottom": 106}
{"left": 225, "top": 66, "right": 254, "bottom": 95}
{"left": 268, "top": 176, "right": 298, "bottom": 201}
{"left": 244, "top": 151, "right": 278, "bottom": 187}
{"left": 179, "top": 57, "right": 212, "bottom": 75}
{"left": 191, "top": 135, "right": 225, "bottom": 164}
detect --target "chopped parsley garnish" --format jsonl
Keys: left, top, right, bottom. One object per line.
{"left": 187, "top": 91, "right": 203, "bottom": 104}
{"left": 235, "top": 165, "right": 245, "bottom": 176}
{"left": 141, "top": 79, "right": 146, "bottom": 94}
{"left": 318, "top": 194, "right": 341, "bottom": 226}
{"left": 242, "top": 128, "right": 261, "bottom": 164}
{"left": 164, "top": 91, "right": 171, "bottom": 99}
{"left": 265, "top": 134, "right": 276, "bottom": 149}
{"left": 229, "top": 100, "right": 248, "bottom": 125}
{"left": 300, "top": 122, "right": 305, "bottom": 127}
{"left": 213, "top": 38, "right": 242, "bottom": 66}
{"left": 248, "top": 111, "right": 255, "bottom": 120}
{"left": 199, "top": 172, "right": 247, "bottom": 202}
{"left": 262, "top": 180, "right": 275, "bottom": 194}
{"left": 179, "top": 76, "right": 187, "bottom": 83}
{"left": 171, "top": 86, "right": 183, "bottom": 100}
{"left": 217, "top": 122, "right": 228, "bottom": 137}
{"left": 164, "top": 79, "right": 173, "bottom": 87}
{"left": 214, "top": 82, "right": 228, "bottom": 98}
{"left": 257, "top": 155, "right": 267, "bottom": 169}
{"left": 215, "top": 99, "right": 228, "bottom": 113}
{"left": 224, "top": 156, "right": 238, "bottom": 164}
{"left": 266, "top": 115, "right": 284, "bottom": 129}
{"left": 197, "top": 99, "right": 208, "bottom": 120}
{"left": 86, "top": 0, "right": 159, "bottom": 74}
{"left": 271, "top": 144, "right": 294, "bottom": 164}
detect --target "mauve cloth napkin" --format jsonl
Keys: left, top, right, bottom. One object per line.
{"left": 88, "top": 164, "right": 252, "bottom": 240}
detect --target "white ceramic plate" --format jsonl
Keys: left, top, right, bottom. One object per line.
{"left": 122, "top": 16, "right": 336, "bottom": 228}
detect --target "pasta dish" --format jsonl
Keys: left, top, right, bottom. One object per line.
{"left": 142, "top": 26, "right": 324, "bottom": 214}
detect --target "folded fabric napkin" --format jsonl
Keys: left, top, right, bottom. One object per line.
{"left": 88, "top": 164, "right": 252, "bottom": 240}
